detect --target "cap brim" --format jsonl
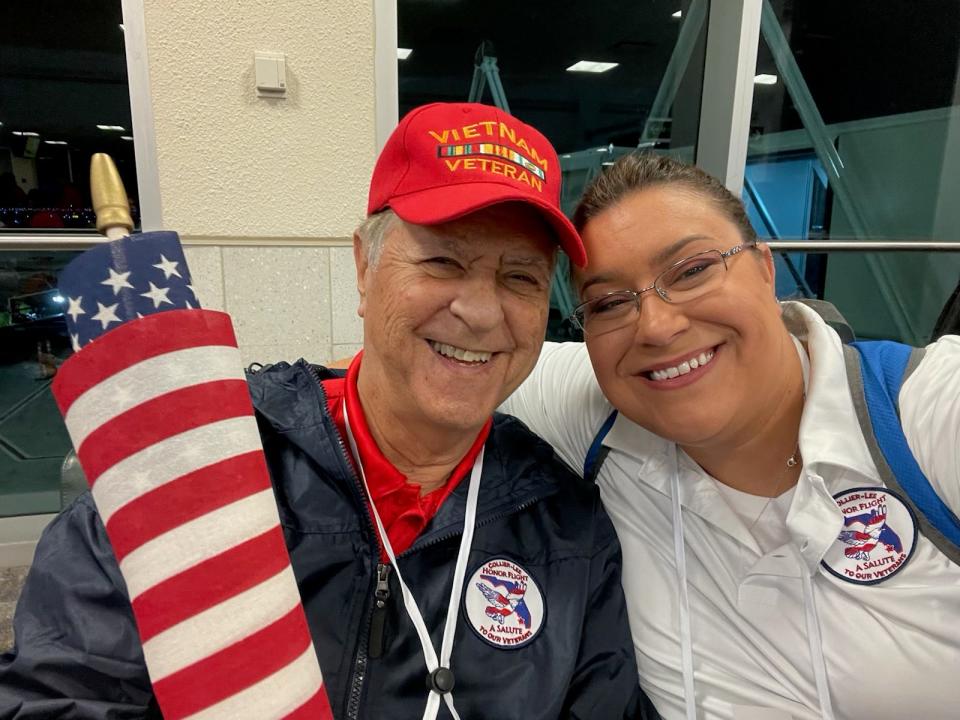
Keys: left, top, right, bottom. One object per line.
{"left": 386, "top": 182, "right": 587, "bottom": 267}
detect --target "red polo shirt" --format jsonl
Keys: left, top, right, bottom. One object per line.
{"left": 322, "top": 352, "right": 492, "bottom": 561}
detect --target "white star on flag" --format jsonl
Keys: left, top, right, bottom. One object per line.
{"left": 91, "top": 301, "right": 121, "bottom": 330}
{"left": 67, "top": 296, "right": 86, "bottom": 322}
{"left": 140, "top": 282, "right": 173, "bottom": 309}
{"left": 101, "top": 267, "right": 135, "bottom": 295}
{"left": 70, "top": 333, "right": 81, "bottom": 352}
{"left": 154, "top": 254, "right": 182, "bottom": 280}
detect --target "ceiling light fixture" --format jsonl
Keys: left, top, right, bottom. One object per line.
{"left": 754, "top": 73, "right": 778, "bottom": 85}
{"left": 121, "top": 135, "right": 134, "bottom": 141}
{"left": 672, "top": 10, "right": 682, "bottom": 18}
{"left": 566, "top": 60, "right": 619, "bottom": 73}
{"left": 12, "top": 131, "right": 40, "bottom": 137}
{"left": 119, "top": 24, "right": 125, "bottom": 32}
{"left": 397, "top": 48, "right": 413, "bottom": 60}
{"left": 44, "top": 140, "right": 68, "bottom": 145}
{"left": 97, "top": 124, "right": 126, "bottom": 131}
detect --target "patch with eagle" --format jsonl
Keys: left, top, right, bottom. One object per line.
{"left": 821, "top": 487, "right": 917, "bottom": 585}
{"left": 464, "top": 558, "right": 545, "bottom": 649}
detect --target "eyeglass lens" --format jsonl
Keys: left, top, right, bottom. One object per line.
{"left": 576, "top": 250, "right": 728, "bottom": 335}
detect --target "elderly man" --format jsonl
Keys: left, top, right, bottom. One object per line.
{"left": 1, "top": 102, "right": 652, "bottom": 719}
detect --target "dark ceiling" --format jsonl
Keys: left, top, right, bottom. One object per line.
{"left": 398, "top": 0, "right": 960, "bottom": 153}
{"left": 0, "top": 0, "right": 135, "bottom": 203}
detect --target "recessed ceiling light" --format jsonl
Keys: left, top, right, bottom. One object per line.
{"left": 397, "top": 48, "right": 413, "bottom": 60}
{"left": 567, "top": 60, "right": 619, "bottom": 73}
{"left": 121, "top": 135, "right": 134, "bottom": 141}
{"left": 97, "top": 124, "right": 126, "bottom": 131}
{"left": 44, "top": 140, "right": 68, "bottom": 145}
{"left": 754, "top": 73, "right": 778, "bottom": 85}
{"left": 12, "top": 131, "right": 40, "bottom": 137}
{"left": 672, "top": 10, "right": 682, "bottom": 18}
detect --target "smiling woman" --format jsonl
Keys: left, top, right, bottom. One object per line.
{"left": 574, "top": 181, "right": 799, "bottom": 460}
{"left": 502, "top": 153, "right": 960, "bottom": 720}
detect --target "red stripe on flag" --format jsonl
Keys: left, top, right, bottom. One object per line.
{"left": 52, "top": 309, "right": 238, "bottom": 414}
{"left": 151, "top": 605, "right": 314, "bottom": 719}
{"left": 77, "top": 379, "right": 253, "bottom": 484}
{"left": 132, "top": 526, "right": 290, "bottom": 642}
{"left": 281, "top": 686, "right": 335, "bottom": 720}
{"left": 106, "top": 451, "right": 272, "bottom": 561}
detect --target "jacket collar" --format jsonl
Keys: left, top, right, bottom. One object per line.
{"left": 248, "top": 361, "right": 560, "bottom": 543}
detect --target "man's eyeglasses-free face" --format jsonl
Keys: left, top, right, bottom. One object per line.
{"left": 570, "top": 242, "right": 757, "bottom": 337}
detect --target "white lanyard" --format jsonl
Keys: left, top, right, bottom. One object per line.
{"left": 669, "top": 446, "right": 697, "bottom": 720}
{"left": 342, "top": 399, "right": 483, "bottom": 720}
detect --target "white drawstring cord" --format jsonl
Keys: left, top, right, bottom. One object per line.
{"left": 670, "top": 445, "right": 698, "bottom": 720}
{"left": 798, "top": 546, "right": 836, "bottom": 720}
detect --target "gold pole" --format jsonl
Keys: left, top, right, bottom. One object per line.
{"left": 90, "top": 153, "right": 133, "bottom": 240}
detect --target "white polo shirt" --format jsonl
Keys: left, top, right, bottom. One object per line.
{"left": 503, "top": 302, "right": 960, "bottom": 720}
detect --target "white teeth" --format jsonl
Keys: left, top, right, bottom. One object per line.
{"left": 648, "top": 349, "right": 715, "bottom": 382}
{"left": 429, "top": 340, "right": 492, "bottom": 364}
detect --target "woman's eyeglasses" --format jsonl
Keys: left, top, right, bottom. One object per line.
{"left": 570, "top": 242, "right": 756, "bottom": 337}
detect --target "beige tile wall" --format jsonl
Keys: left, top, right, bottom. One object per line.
{"left": 184, "top": 243, "right": 362, "bottom": 368}
{"left": 0, "top": 567, "right": 29, "bottom": 652}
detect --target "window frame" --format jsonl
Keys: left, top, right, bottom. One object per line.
{"left": 0, "top": 0, "right": 161, "bottom": 565}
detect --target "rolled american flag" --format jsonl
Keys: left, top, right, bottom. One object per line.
{"left": 51, "top": 231, "right": 333, "bottom": 720}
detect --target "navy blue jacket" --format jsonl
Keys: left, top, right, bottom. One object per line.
{"left": 0, "top": 361, "right": 654, "bottom": 719}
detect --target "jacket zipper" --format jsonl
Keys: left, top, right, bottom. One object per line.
{"left": 305, "top": 363, "right": 383, "bottom": 720}
{"left": 368, "top": 562, "right": 392, "bottom": 659}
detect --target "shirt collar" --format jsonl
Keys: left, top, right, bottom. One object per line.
{"left": 784, "top": 301, "right": 879, "bottom": 480}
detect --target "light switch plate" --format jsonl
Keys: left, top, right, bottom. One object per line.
{"left": 255, "top": 51, "right": 287, "bottom": 97}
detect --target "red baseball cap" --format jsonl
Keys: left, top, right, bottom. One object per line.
{"left": 367, "top": 102, "right": 586, "bottom": 266}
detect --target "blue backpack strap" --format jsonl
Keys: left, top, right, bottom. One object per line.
{"left": 846, "top": 340, "right": 960, "bottom": 564}
{"left": 584, "top": 410, "right": 618, "bottom": 483}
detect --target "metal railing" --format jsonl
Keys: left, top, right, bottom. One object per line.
{"left": 765, "top": 241, "right": 960, "bottom": 251}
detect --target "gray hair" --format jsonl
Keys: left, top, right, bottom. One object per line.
{"left": 573, "top": 153, "right": 757, "bottom": 245}
{"left": 355, "top": 209, "right": 398, "bottom": 267}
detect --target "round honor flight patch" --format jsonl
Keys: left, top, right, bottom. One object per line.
{"left": 464, "top": 558, "right": 544, "bottom": 649}
{"left": 821, "top": 487, "right": 917, "bottom": 585}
